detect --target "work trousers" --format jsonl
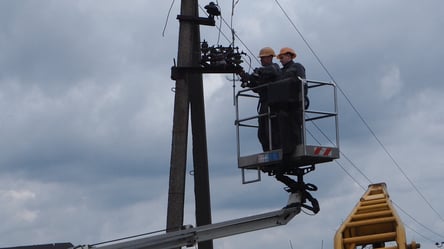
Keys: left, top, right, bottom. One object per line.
{"left": 258, "top": 102, "right": 279, "bottom": 151}
{"left": 270, "top": 101, "right": 303, "bottom": 155}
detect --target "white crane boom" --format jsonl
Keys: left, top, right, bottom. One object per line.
{"left": 82, "top": 206, "right": 300, "bottom": 249}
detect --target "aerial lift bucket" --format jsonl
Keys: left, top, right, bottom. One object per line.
{"left": 235, "top": 79, "right": 340, "bottom": 183}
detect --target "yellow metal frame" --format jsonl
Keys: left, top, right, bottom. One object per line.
{"left": 334, "top": 183, "right": 419, "bottom": 249}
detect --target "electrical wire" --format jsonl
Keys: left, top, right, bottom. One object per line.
{"left": 401, "top": 222, "right": 436, "bottom": 244}
{"left": 231, "top": 0, "right": 236, "bottom": 46}
{"left": 162, "top": 0, "right": 176, "bottom": 37}
{"left": 230, "top": 0, "right": 239, "bottom": 105}
{"left": 216, "top": 0, "right": 222, "bottom": 45}
{"left": 394, "top": 201, "right": 444, "bottom": 241}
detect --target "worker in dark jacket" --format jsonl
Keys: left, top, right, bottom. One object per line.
{"left": 268, "top": 47, "right": 307, "bottom": 156}
{"left": 279, "top": 48, "right": 306, "bottom": 80}
{"left": 240, "top": 47, "right": 281, "bottom": 151}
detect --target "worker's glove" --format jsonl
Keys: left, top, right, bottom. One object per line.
{"left": 238, "top": 71, "right": 250, "bottom": 88}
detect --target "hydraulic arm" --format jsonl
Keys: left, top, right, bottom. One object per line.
{"left": 76, "top": 206, "right": 300, "bottom": 249}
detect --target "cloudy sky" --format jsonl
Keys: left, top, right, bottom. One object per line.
{"left": 1, "top": 1, "right": 444, "bottom": 249}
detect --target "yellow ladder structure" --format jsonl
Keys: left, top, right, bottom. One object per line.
{"left": 334, "top": 183, "right": 420, "bottom": 249}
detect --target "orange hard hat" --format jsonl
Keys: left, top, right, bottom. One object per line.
{"left": 258, "top": 47, "right": 276, "bottom": 57}
{"left": 277, "top": 47, "right": 297, "bottom": 59}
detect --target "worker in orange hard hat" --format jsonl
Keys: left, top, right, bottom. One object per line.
{"left": 258, "top": 47, "right": 276, "bottom": 57}
{"left": 239, "top": 47, "right": 279, "bottom": 87}
{"left": 269, "top": 46, "right": 307, "bottom": 155}
{"left": 276, "top": 47, "right": 302, "bottom": 77}
{"left": 238, "top": 47, "right": 281, "bottom": 151}
{"left": 277, "top": 46, "right": 307, "bottom": 108}
{"left": 276, "top": 47, "right": 297, "bottom": 60}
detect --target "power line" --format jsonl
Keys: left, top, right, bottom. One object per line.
{"left": 394, "top": 202, "right": 444, "bottom": 241}
{"left": 162, "top": 0, "right": 176, "bottom": 37}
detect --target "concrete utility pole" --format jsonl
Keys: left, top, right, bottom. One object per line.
{"left": 167, "top": 0, "right": 213, "bottom": 249}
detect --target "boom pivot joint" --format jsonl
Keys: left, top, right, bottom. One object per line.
{"left": 276, "top": 165, "right": 319, "bottom": 214}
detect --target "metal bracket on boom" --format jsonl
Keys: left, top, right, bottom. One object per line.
{"left": 276, "top": 165, "right": 320, "bottom": 214}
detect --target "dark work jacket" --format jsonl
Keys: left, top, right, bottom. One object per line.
{"left": 271, "top": 60, "right": 308, "bottom": 106}
{"left": 281, "top": 60, "right": 306, "bottom": 80}
{"left": 248, "top": 63, "right": 281, "bottom": 103}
